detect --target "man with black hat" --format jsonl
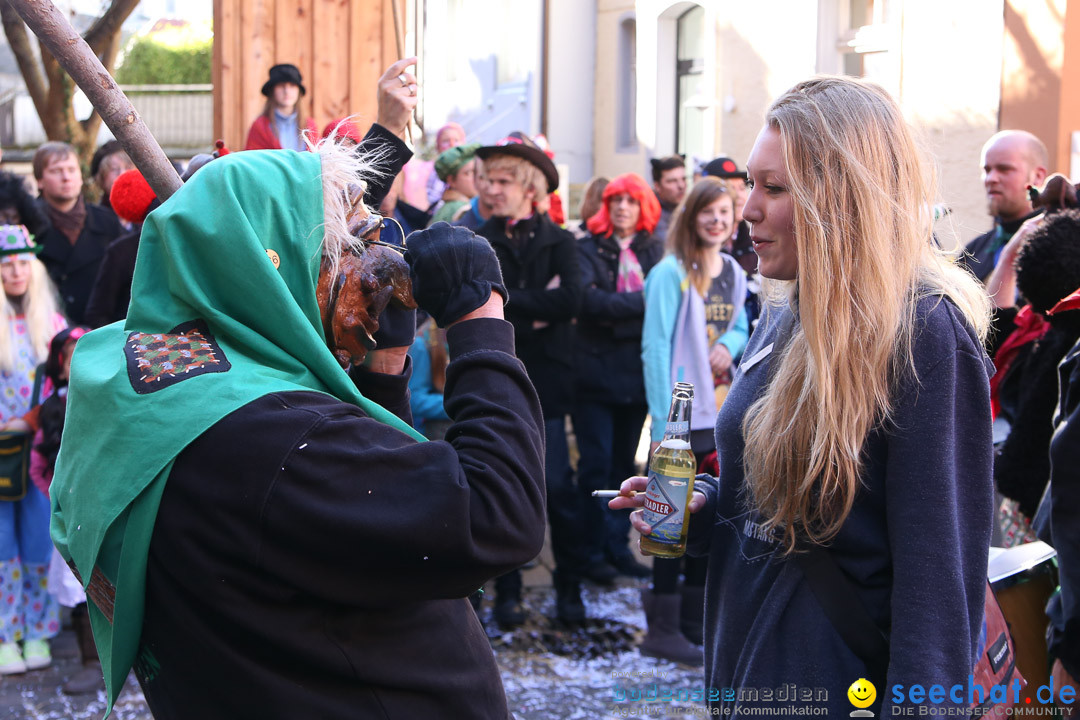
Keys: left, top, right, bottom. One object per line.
{"left": 703, "top": 155, "right": 756, "bottom": 275}
{"left": 244, "top": 63, "right": 319, "bottom": 151}
{"left": 474, "top": 133, "right": 588, "bottom": 626}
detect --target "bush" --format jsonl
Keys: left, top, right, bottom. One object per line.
{"left": 115, "top": 34, "right": 211, "bottom": 85}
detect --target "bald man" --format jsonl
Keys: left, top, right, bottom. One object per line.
{"left": 960, "top": 130, "right": 1049, "bottom": 282}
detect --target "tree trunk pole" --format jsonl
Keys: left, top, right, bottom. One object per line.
{"left": 5, "top": 0, "right": 181, "bottom": 201}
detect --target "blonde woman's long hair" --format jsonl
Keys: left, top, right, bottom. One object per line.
{"left": 743, "top": 76, "right": 990, "bottom": 553}
{"left": 666, "top": 177, "right": 733, "bottom": 296}
{"left": 0, "top": 257, "right": 61, "bottom": 372}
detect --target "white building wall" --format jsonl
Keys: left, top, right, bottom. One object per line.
{"left": 594, "top": 0, "right": 642, "bottom": 179}
{"left": 897, "top": 0, "right": 1005, "bottom": 248}
{"left": 711, "top": 1, "right": 818, "bottom": 170}
{"left": 420, "top": 0, "right": 543, "bottom": 148}
{"left": 592, "top": 0, "right": 1005, "bottom": 248}
{"left": 546, "top": 0, "right": 597, "bottom": 183}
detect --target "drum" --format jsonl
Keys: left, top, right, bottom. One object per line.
{"left": 989, "top": 541, "right": 1058, "bottom": 705}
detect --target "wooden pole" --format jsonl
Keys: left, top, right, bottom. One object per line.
{"left": 5, "top": 0, "right": 182, "bottom": 201}
{"left": 390, "top": 0, "right": 414, "bottom": 145}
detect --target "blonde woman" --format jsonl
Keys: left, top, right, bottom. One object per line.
{"left": 614, "top": 77, "right": 993, "bottom": 715}
{"left": 0, "top": 225, "right": 65, "bottom": 674}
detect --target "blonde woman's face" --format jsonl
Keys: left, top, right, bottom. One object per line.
{"left": 744, "top": 126, "right": 797, "bottom": 281}
{"left": 1, "top": 255, "right": 32, "bottom": 298}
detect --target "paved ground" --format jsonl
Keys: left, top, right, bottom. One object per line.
{"left": 0, "top": 625, "right": 149, "bottom": 720}
{"left": 0, "top": 568, "right": 707, "bottom": 720}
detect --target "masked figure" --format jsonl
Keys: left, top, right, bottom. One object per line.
{"left": 51, "top": 131, "right": 545, "bottom": 719}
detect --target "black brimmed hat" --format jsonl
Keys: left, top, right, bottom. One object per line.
{"left": 476, "top": 132, "right": 560, "bottom": 194}
{"left": 702, "top": 156, "right": 747, "bottom": 181}
{"left": 261, "top": 64, "right": 306, "bottom": 98}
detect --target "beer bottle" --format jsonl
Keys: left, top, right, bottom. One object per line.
{"left": 640, "top": 382, "right": 697, "bottom": 557}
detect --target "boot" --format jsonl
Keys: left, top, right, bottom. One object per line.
{"left": 639, "top": 588, "right": 703, "bottom": 666}
{"left": 553, "top": 571, "right": 586, "bottom": 624}
{"left": 493, "top": 572, "right": 526, "bottom": 628}
{"left": 493, "top": 592, "right": 526, "bottom": 628}
{"left": 63, "top": 603, "right": 104, "bottom": 695}
{"left": 679, "top": 584, "right": 705, "bottom": 645}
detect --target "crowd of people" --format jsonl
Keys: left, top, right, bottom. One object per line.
{"left": 0, "top": 55, "right": 1077, "bottom": 719}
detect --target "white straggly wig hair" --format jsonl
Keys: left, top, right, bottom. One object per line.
{"left": 307, "top": 119, "right": 393, "bottom": 277}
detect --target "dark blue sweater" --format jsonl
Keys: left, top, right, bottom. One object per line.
{"left": 687, "top": 296, "right": 994, "bottom": 715}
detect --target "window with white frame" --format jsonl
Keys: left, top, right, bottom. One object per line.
{"left": 675, "top": 5, "right": 705, "bottom": 160}
{"left": 837, "top": 0, "right": 894, "bottom": 81}
{"left": 617, "top": 16, "right": 638, "bottom": 150}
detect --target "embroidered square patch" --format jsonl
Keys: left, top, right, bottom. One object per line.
{"left": 125, "top": 320, "right": 231, "bottom": 394}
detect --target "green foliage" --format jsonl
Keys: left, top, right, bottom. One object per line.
{"left": 115, "top": 34, "right": 212, "bottom": 85}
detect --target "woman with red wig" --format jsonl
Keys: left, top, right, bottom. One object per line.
{"left": 573, "top": 173, "right": 663, "bottom": 587}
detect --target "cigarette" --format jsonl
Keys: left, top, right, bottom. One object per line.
{"left": 592, "top": 490, "right": 638, "bottom": 498}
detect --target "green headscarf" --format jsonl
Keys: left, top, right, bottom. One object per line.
{"left": 50, "top": 149, "right": 424, "bottom": 713}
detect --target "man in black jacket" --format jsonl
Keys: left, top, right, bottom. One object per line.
{"left": 475, "top": 133, "right": 588, "bottom": 625}
{"left": 960, "top": 130, "right": 1048, "bottom": 283}
{"left": 32, "top": 141, "right": 122, "bottom": 324}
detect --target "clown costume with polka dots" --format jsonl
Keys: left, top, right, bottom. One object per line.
{"left": 0, "top": 224, "right": 66, "bottom": 674}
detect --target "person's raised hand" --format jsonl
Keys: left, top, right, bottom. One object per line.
{"left": 377, "top": 57, "right": 418, "bottom": 138}
{"left": 405, "top": 222, "right": 507, "bottom": 327}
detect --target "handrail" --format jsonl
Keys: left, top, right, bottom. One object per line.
{"left": 117, "top": 84, "right": 213, "bottom": 93}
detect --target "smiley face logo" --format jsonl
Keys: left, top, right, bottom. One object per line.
{"left": 847, "top": 678, "right": 876, "bottom": 709}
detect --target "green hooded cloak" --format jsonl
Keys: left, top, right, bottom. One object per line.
{"left": 49, "top": 149, "right": 424, "bottom": 713}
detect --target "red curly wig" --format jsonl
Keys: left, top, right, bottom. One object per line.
{"left": 585, "top": 172, "right": 661, "bottom": 237}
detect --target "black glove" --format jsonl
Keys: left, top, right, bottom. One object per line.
{"left": 404, "top": 222, "right": 506, "bottom": 327}
{"left": 372, "top": 303, "right": 417, "bottom": 350}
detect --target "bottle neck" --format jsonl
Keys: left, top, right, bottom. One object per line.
{"left": 662, "top": 396, "right": 692, "bottom": 444}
